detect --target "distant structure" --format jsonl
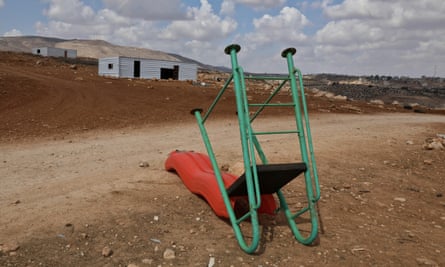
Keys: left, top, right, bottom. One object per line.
{"left": 98, "top": 56, "right": 197, "bottom": 81}
{"left": 32, "top": 47, "right": 77, "bottom": 59}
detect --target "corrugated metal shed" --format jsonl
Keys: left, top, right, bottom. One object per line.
{"left": 32, "top": 47, "right": 77, "bottom": 58}
{"left": 98, "top": 56, "right": 197, "bottom": 81}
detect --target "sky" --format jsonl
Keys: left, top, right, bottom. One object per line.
{"left": 1, "top": 0, "right": 444, "bottom": 77}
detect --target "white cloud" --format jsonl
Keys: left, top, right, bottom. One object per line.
{"left": 0, "top": 0, "right": 4, "bottom": 8}
{"left": 36, "top": 7, "right": 133, "bottom": 39}
{"left": 310, "top": 0, "right": 445, "bottom": 76}
{"left": 315, "top": 19, "right": 384, "bottom": 46}
{"left": 233, "top": 0, "right": 287, "bottom": 9}
{"left": 159, "top": 0, "right": 237, "bottom": 41}
{"left": 44, "top": 0, "right": 95, "bottom": 24}
{"left": 324, "top": 0, "right": 445, "bottom": 29}
{"left": 220, "top": 1, "right": 235, "bottom": 16}
{"left": 244, "top": 7, "right": 309, "bottom": 45}
{"left": 228, "top": 6, "right": 311, "bottom": 73}
{"left": 3, "top": 29, "right": 23, "bottom": 37}
{"left": 102, "top": 0, "right": 187, "bottom": 20}
{"left": 220, "top": 0, "right": 286, "bottom": 15}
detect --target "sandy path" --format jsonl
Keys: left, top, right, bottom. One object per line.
{"left": 1, "top": 113, "right": 443, "bottom": 243}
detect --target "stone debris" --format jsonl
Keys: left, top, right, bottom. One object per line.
{"left": 416, "top": 257, "right": 439, "bottom": 266}
{"left": 220, "top": 164, "right": 229, "bottom": 172}
{"left": 423, "top": 135, "right": 445, "bottom": 150}
{"left": 333, "top": 95, "right": 348, "bottom": 101}
{"left": 423, "top": 159, "right": 433, "bottom": 165}
{"left": 142, "top": 258, "right": 153, "bottom": 264}
{"left": 394, "top": 197, "right": 407, "bottom": 203}
{"left": 102, "top": 246, "right": 113, "bottom": 257}
{"left": 370, "top": 99, "right": 384, "bottom": 105}
{"left": 139, "top": 161, "right": 150, "bottom": 167}
{"left": 0, "top": 241, "right": 20, "bottom": 253}
{"left": 163, "top": 248, "right": 176, "bottom": 260}
{"left": 208, "top": 256, "right": 216, "bottom": 267}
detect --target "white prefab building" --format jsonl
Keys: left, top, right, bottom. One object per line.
{"left": 98, "top": 56, "right": 197, "bottom": 81}
{"left": 32, "top": 47, "right": 77, "bottom": 58}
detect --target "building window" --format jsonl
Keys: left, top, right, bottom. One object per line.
{"left": 37, "top": 49, "right": 41, "bottom": 54}
{"left": 108, "top": 63, "right": 113, "bottom": 69}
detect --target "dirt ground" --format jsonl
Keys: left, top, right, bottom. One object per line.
{"left": 0, "top": 52, "right": 444, "bottom": 266}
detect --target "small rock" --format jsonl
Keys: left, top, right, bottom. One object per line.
{"left": 406, "top": 140, "right": 414, "bottom": 145}
{"left": 425, "top": 141, "right": 444, "bottom": 150}
{"left": 150, "top": 238, "right": 161, "bottom": 243}
{"left": 208, "top": 256, "right": 216, "bottom": 267}
{"left": 142, "top": 258, "right": 153, "bottom": 264}
{"left": 163, "top": 248, "right": 176, "bottom": 260}
{"left": 127, "top": 264, "right": 139, "bottom": 267}
{"left": 370, "top": 99, "right": 384, "bottom": 105}
{"left": 0, "top": 241, "right": 20, "bottom": 253}
{"left": 416, "top": 257, "right": 439, "bottom": 266}
{"left": 102, "top": 246, "right": 113, "bottom": 257}
{"left": 324, "top": 92, "right": 335, "bottom": 99}
{"left": 334, "top": 95, "right": 348, "bottom": 101}
{"left": 70, "top": 64, "right": 77, "bottom": 70}
{"left": 80, "top": 233, "right": 88, "bottom": 239}
{"left": 423, "top": 159, "right": 433, "bottom": 165}
{"left": 220, "top": 164, "right": 229, "bottom": 172}
{"left": 394, "top": 197, "right": 406, "bottom": 203}
{"left": 139, "top": 161, "right": 149, "bottom": 168}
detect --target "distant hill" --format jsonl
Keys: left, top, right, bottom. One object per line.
{"left": 0, "top": 36, "right": 228, "bottom": 70}
{"left": 0, "top": 36, "right": 179, "bottom": 61}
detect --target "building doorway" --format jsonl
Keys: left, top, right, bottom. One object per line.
{"left": 134, "top": 61, "right": 141, "bottom": 78}
{"left": 160, "top": 65, "right": 179, "bottom": 80}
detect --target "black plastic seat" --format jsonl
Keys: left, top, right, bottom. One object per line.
{"left": 227, "top": 163, "right": 307, "bottom": 197}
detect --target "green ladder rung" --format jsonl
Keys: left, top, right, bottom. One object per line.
{"left": 245, "top": 76, "right": 289, "bottom": 81}
{"left": 252, "top": 130, "right": 300, "bottom": 135}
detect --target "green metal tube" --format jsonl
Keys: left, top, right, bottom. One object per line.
{"left": 281, "top": 49, "right": 319, "bottom": 244}
{"left": 226, "top": 45, "right": 261, "bottom": 253}
{"left": 295, "top": 69, "right": 321, "bottom": 201}
{"left": 202, "top": 75, "right": 233, "bottom": 123}
{"left": 237, "top": 66, "right": 263, "bottom": 208}
{"left": 193, "top": 109, "right": 259, "bottom": 253}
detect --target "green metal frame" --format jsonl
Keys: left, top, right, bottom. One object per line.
{"left": 192, "top": 44, "right": 320, "bottom": 253}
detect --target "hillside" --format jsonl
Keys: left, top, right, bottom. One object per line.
{"left": 0, "top": 36, "right": 181, "bottom": 62}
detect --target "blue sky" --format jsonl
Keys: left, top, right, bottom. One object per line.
{"left": 1, "top": 0, "right": 444, "bottom": 77}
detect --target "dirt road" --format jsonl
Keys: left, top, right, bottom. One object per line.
{"left": 1, "top": 113, "right": 444, "bottom": 266}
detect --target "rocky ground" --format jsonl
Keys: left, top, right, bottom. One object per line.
{"left": 0, "top": 52, "right": 444, "bottom": 266}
